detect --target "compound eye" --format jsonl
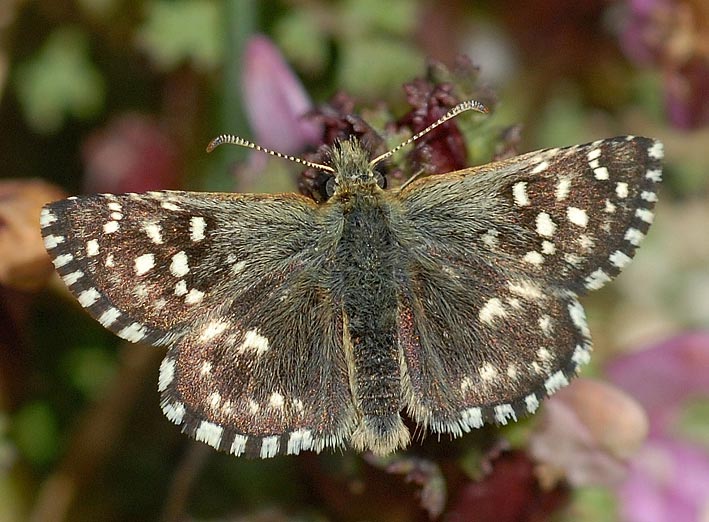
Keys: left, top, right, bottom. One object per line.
{"left": 325, "top": 176, "right": 336, "bottom": 198}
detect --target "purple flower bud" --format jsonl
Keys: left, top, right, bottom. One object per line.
{"left": 242, "top": 35, "right": 322, "bottom": 153}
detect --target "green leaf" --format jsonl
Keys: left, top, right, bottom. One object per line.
{"left": 341, "top": 0, "right": 418, "bottom": 36}
{"left": 14, "top": 28, "right": 104, "bottom": 133}
{"left": 336, "top": 37, "right": 422, "bottom": 98}
{"left": 676, "top": 397, "right": 709, "bottom": 450}
{"left": 61, "top": 346, "right": 117, "bottom": 400}
{"left": 12, "top": 402, "right": 60, "bottom": 466}
{"left": 274, "top": 11, "right": 328, "bottom": 74}
{"left": 136, "top": 0, "right": 224, "bottom": 71}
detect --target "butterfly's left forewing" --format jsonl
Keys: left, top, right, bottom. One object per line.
{"left": 395, "top": 136, "right": 661, "bottom": 432}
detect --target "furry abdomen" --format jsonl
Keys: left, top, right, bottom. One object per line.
{"left": 331, "top": 192, "right": 410, "bottom": 454}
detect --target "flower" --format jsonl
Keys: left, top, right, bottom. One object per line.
{"left": 82, "top": 113, "right": 179, "bottom": 194}
{"left": 607, "top": 332, "right": 709, "bottom": 522}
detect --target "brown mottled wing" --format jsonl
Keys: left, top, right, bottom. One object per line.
{"left": 41, "top": 190, "right": 355, "bottom": 456}
{"left": 395, "top": 137, "right": 661, "bottom": 433}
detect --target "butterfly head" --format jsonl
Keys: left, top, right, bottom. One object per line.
{"left": 326, "top": 138, "right": 386, "bottom": 198}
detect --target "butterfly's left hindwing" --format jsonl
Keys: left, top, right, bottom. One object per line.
{"left": 396, "top": 136, "right": 661, "bottom": 432}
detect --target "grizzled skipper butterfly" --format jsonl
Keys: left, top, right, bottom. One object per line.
{"left": 41, "top": 100, "right": 662, "bottom": 458}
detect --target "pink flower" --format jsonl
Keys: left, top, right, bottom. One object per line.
{"left": 82, "top": 114, "right": 179, "bottom": 194}
{"left": 242, "top": 35, "right": 321, "bottom": 153}
{"left": 607, "top": 332, "right": 709, "bottom": 521}
{"left": 619, "top": 0, "right": 709, "bottom": 129}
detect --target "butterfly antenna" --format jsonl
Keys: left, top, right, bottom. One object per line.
{"left": 368, "top": 99, "right": 489, "bottom": 167}
{"left": 207, "top": 134, "right": 335, "bottom": 173}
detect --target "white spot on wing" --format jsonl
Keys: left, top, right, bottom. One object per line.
{"left": 53, "top": 253, "right": 73, "bottom": 268}
{"left": 103, "top": 221, "right": 119, "bottom": 234}
{"left": 86, "top": 239, "right": 99, "bottom": 257}
{"left": 461, "top": 407, "right": 483, "bottom": 429}
{"left": 525, "top": 394, "right": 539, "bottom": 413}
{"left": 240, "top": 329, "right": 270, "bottom": 354}
{"left": 232, "top": 260, "right": 247, "bottom": 274}
{"left": 494, "top": 404, "right": 516, "bottom": 424}
{"left": 190, "top": 216, "right": 207, "bottom": 242}
{"left": 158, "top": 357, "right": 175, "bottom": 391}
{"left": 287, "top": 429, "right": 313, "bottom": 455}
{"left": 231, "top": 435, "right": 248, "bottom": 456}
{"left": 512, "top": 182, "right": 530, "bottom": 206}
{"left": 568, "top": 299, "right": 590, "bottom": 337}
{"left": 537, "top": 347, "right": 552, "bottom": 361}
{"left": 616, "top": 182, "right": 629, "bottom": 198}
{"left": 98, "top": 307, "right": 121, "bottom": 327}
{"left": 269, "top": 392, "right": 285, "bottom": 409}
{"left": 43, "top": 234, "right": 65, "bottom": 249}
{"left": 195, "top": 421, "right": 224, "bottom": 448}
{"left": 479, "top": 362, "right": 498, "bottom": 381}
{"left": 200, "top": 321, "right": 227, "bottom": 340}
{"left": 170, "top": 251, "right": 189, "bottom": 277}
{"left": 567, "top": 207, "right": 589, "bottom": 227}
{"left": 481, "top": 229, "right": 499, "bottom": 248}
{"left": 593, "top": 167, "right": 609, "bottom": 180}
{"left": 162, "top": 401, "right": 185, "bottom": 424}
{"left": 646, "top": 168, "right": 662, "bottom": 182}
{"left": 508, "top": 280, "right": 543, "bottom": 299}
{"left": 479, "top": 298, "right": 507, "bottom": 324}
{"left": 572, "top": 344, "right": 592, "bottom": 366}
{"left": 587, "top": 148, "right": 601, "bottom": 161}
{"left": 564, "top": 253, "right": 582, "bottom": 267}
{"left": 641, "top": 191, "right": 658, "bottom": 202}
{"left": 175, "top": 280, "right": 188, "bottom": 296}
{"left": 648, "top": 141, "right": 663, "bottom": 159}
{"left": 161, "top": 201, "right": 181, "bottom": 211}
{"left": 544, "top": 371, "right": 569, "bottom": 393}
{"left": 62, "top": 270, "right": 84, "bottom": 287}
{"left": 185, "top": 288, "right": 204, "bottom": 304}
{"left": 144, "top": 223, "right": 163, "bottom": 244}
{"left": 555, "top": 177, "right": 571, "bottom": 201}
{"left": 40, "top": 208, "right": 57, "bottom": 228}
{"left": 609, "top": 250, "right": 632, "bottom": 268}
{"left": 578, "top": 234, "right": 594, "bottom": 250}
{"left": 523, "top": 251, "right": 544, "bottom": 265}
{"left": 535, "top": 212, "right": 557, "bottom": 237}
{"left": 134, "top": 253, "right": 155, "bottom": 275}
{"left": 635, "top": 208, "right": 654, "bottom": 224}
{"left": 260, "top": 436, "right": 279, "bottom": 458}
{"left": 78, "top": 288, "right": 100, "bottom": 308}
{"left": 625, "top": 227, "right": 645, "bottom": 246}
{"left": 605, "top": 199, "right": 616, "bottom": 213}
{"left": 538, "top": 315, "right": 552, "bottom": 334}
{"left": 531, "top": 161, "right": 549, "bottom": 173}
{"left": 118, "top": 322, "right": 148, "bottom": 343}
{"left": 541, "top": 240, "right": 556, "bottom": 255}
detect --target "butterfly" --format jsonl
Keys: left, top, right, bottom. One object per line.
{"left": 41, "top": 100, "right": 662, "bottom": 458}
